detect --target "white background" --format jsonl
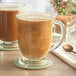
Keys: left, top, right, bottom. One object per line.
{"left": 0, "top": 0, "right": 57, "bottom": 16}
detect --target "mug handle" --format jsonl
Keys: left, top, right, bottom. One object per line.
{"left": 50, "top": 19, "right": 65, "bottom": 51}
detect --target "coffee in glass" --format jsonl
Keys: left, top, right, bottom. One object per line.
{"left": 14, "top": 13, "right": 65, "bottom": 69}
{"left": 0, "top": 3, "right": 25, "bottom": 50}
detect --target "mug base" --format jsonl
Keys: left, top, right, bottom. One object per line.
{"left": 14, "top": 57, "right": 53, "bottom": 69}
{"left": 0, "top": 40, "right": 19, "bottom": 50}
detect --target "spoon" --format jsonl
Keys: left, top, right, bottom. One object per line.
{"left": 63, "top": 44, "right": 76, "bottom": 54}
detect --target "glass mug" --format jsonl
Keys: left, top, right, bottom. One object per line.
{"left": 0, "top": 2, "right": 25, "bottom": 50}
{"left": 14, "top": 13, "right": 65, "bottom": 69}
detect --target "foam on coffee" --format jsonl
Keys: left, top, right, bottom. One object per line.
{"left": 16, "top": 13, "right": 52, "bottom": 21}
{"left": 0, "top": 3, "right": 24, "bottom": 11}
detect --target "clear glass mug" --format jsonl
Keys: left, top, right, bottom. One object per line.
{"left": 0, "top": 2, "right": 25, "bottom": 50}
{"left": 14, "top": 13, "right": 65, "bottom": 69}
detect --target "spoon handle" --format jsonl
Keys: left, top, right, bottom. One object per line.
{"left": 72, "top": 51, "right": 76, "bottom": 54}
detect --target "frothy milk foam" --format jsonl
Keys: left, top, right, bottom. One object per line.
{"left": 0, "top": 3, "right": 23, "bottom": 11}
{"left": 17, "top": 13, "right": 52, "bottom": 21}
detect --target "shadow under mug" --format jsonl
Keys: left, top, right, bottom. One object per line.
{"left": 14, "top": 13, "right": 65, "bottom": 69}
{"left": 0, "top": 2, "right": 25, "bottom": 50}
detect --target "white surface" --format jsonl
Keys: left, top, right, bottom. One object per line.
{"left": 52, "top": 42, "right": 76, "bottom": 68}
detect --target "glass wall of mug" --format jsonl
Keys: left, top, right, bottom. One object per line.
{"left": 0, "top": 2, "right": 25, "bottom": 50}
{"left": 14, "top": 13, "right": 65, "bottom": 69}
